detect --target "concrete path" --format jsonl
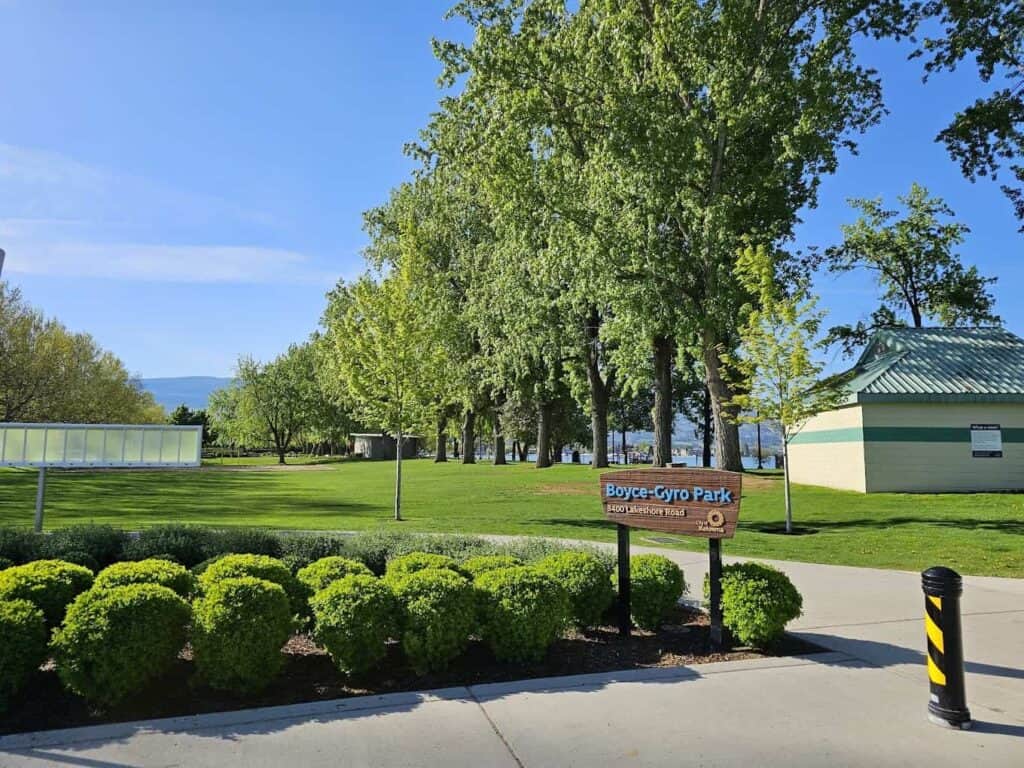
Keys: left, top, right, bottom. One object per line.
{"left": 1, "top": 550, "right": 1022, "bottom": 767}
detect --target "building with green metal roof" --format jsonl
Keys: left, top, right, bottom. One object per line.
{"left": 788, "top": 327, "right": 1024, "bottom": 492}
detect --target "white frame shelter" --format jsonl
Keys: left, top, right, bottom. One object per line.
{"left": 0, "top": 423, "right": 203, "bottom": 531}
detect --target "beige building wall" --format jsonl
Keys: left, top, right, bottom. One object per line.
{"left": 862, "top": 403, "right": 1024, "bottom": 492}
{"left": 788, "top": 406, "right": 866, "bottom": 492}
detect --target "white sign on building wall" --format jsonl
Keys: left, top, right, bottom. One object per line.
{"left": 970, "top": 424, "right": 1003, "bottom": 458}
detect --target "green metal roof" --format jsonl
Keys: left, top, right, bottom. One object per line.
{"left": 838, "top": 327, "right": 1024, "bottom": 404}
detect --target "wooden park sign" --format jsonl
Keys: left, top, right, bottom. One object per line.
{"left": 601, "top": 467, "right": 743, "bottom": 645}
{"left": 601, "top": 468, "right": 742, "bottom": 538}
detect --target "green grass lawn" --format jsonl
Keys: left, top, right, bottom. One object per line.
{"left": 1, "top": 460, "right": 1021, "bottom": 577}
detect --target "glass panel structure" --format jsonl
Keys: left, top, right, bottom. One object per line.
{"left": 0, "top": 424, "right": 203, "bottom": 468}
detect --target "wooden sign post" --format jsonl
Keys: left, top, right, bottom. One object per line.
{"left": 600, "top": 468, "right": 743, "bottom": 647}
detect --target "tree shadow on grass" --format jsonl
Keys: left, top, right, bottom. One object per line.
{"left": 741, "top": 517, "right": 1024, "bottom": 536}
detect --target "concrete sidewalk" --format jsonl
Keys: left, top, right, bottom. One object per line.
{"left": 1, "top": 551, "right": 1021, "bottom": 767}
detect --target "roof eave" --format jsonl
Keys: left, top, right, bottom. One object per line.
{"left": 854, "top": 393, "right": 1024, "bottom": 405}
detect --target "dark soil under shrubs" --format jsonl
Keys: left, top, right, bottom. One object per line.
{"left": 0, "top": 607, "right": 824, "bottom": 735}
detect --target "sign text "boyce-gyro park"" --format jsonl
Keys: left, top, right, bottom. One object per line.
{"left": 600, "top": 468, "right": 742, "bottom": 538}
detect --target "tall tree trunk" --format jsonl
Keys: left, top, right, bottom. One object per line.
{"left": 494, "top": 411, "right": 507, "bottom": 466}
{"left": 703, "top": 339, "right": 743, "bottom": 472}
{"left": 394, "top": 427, "right": 403, "bottom": 522}
{"left": 584, "top": 308, "right": 612, "bottom": 468}
{"left": 622, "top": 428, "right": 628, "bottom": 464}
{"left": 518, "top": 441, "right": 528, "bottom": 462}
{"left": 652, "top": 336, "right": 674, "bottom": 467}
{"left": 702, "top": 385, "right": 713, "bottom": 468}
{"left": 434, "top": 414, "right": 448, "bottom": 463}
{"left": 461, "top": 411, "right": 476, "bottom": 465}
{"left": 452, "top": 438, "right": 459, "bottom": 459}
{"left": 536, "top": 403, "right": 553, "bottom": 468}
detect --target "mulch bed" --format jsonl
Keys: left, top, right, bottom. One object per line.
{"left": 0, "top": 607, "right": 824, "bottom": 736}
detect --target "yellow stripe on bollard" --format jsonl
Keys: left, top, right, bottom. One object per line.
{"left": 925, "top": 613, "right": 944, "bottom": 654}
{"left": 928, "top": 653, "right": 947, "bottom": 686}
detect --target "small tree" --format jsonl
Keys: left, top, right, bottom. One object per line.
{"left": 321, "top": 253, "right": 446, "bottom": 521}
{"left": 236, "top": 344, "right": 318, "bottom": 464}
{"left": 730, "top": 246, "right": 843, "bottom": 533}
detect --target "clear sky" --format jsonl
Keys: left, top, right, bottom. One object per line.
{"left": 1, "top": 2, "right": 1020, "bottom": 378}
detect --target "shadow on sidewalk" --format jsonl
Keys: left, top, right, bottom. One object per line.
{"left": 0, "top": 666, "right": 705, "bottom": 765}
{"left": 798, "top": 633, "right": 1024, "bottom": 681}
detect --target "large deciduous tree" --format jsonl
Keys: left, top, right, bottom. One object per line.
{"left": 826, "top": 183, "right": 999, "bottom": 353}
{"left": 0, "top": 283, "right": 163, "bottom": 424}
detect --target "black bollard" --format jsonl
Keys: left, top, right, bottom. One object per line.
{"left": 921, "top": 566, "right": 972, "bottom": 730}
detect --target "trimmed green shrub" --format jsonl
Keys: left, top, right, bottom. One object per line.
{"left": 0, "top": 557, "right": 12, "bottom": 571}
{"left": 214, "top": 528, "right": 283, "bottom": 558}
{"left": 281, "top": 554, "right": 307, "bottom": 575}
{"left": 475, "top": 567, "right": 570, "bottom": 663}
{"left": 191, "top": 577, "right": 293, "bottom": 693}
{"left": 391, "top": 569, "right": 476, "bottom": 674}
{"left": 191, "top": 555, "right": 226, "bottom": 576}
{"left": 0, "top": 560, "right": 95, "bottom": 627}
{"left": 93, "top": 559, "right": 196, "bottom": 598}
{"left": 51, "top": 584, "right": 190, "bottom": 704}
{"left": 0, "top": 599, "right": 47, "bottom": 712}
{"left": 198, "top": 554, "right": 306, "bottom": 616}
{"left": 123, "top": 525, "right": 218, "bottom": 567}
{"left": 629, "top": 555, "right": 685, "bottom": 631}
{"left": 385, "top": 552, "right": 463, "bottom": 582}
{"left": 310, "top": 575, "right": 397, "bottom": 676}
{"left": 536, "top": 551, "right": 614, "bottom": 628}
{"left": 148, "top": 553, "right": 181, "bottom": 564}
{"left": 462, "top": 555, "right": 522, "bottom": 579}
{"left": 705, "top": 562, "right": 803, "bottom": 648}
{"left": 41, "top": 525, "right": 127, "bottom": 568}
{"left": 0, "top": 528, "right": 42, "bottom": 565}
{"left": 297, "top": 557, "right": 373, "bottom": 594}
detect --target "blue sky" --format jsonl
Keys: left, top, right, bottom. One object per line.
{"left": 1, "top": 2, "right": 1020, "bottom": 378}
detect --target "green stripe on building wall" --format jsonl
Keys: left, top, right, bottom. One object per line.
{"left": 790, "top": 427, "right": 1024, "bottom": 445}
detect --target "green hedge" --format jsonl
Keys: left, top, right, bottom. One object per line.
{"left": 123, "top": 525, "right": 216, "bottom": 567}
{"left": 51, "top": 584, "right": 191, "bottom": 704}
{"left": 535, "top": 551, "right": 614, "bottom": 628}
{"left": 385, "top": 552, "right": 464, "bottom": 582}
{"left": 41, "top": 525, "right": 127, "bottom": 569}
{"left": 191, "top": 576, "right": 293, "bottom": 693}
{"left": 475, "top": 567, "right": 570, "bottom": 663}
{"left": 198, "top": 554, "right": 307, "bottom": 617}
{"left": 0, "top": 599, "right": 48, "bottom": 712}
{"left": 629, "top": 555, "right": 685, "bottom": 631}
{"left": 391, "top": 569, "right": 476, "bottom": 674}
{"left": 93, "top": 559, "right": 196, "bottom": 598}
{"left": 0, "top": 560, "right": 95, "bottom": 627}
{"left": 297, "top": 557, "right": 373, "bottom": 594}
{"left": 0, "top": 557, "right": 12, "bottom": 571}
{"left": 0, "top": 529, "right": 42, "bottom": 566}
{"left": 462, "top": 555, "right": 523, "bottom": 579}
{"left": 310, "top": 575, "right": 397, "bottom": 676}
{"left": 706, "top": 562, "right": 803, "bottom": 648}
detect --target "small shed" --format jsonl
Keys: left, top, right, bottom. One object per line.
{"left": 788, "top": 328, "right": 1024, "bottom": 493}
{"left": 351, "top": 433, "right": 421, "bottom": 460}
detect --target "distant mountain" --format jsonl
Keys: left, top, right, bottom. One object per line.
{"left": 141, "top": 376, "right": 233, "bottom": 412}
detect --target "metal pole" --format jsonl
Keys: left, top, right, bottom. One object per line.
{"left": 922, "top": 566, "right": 971, "bottom": 729}
{"left": 34, "top": 467, "right": 47, "bottom": 533}
{"left": 709, "top": 538, "right": 724, "bottom": 649}
{"left": 617, "top": 524, "right": 631, "bottom": 636}
{"left": 0, "top": 248, "right": 6, "bottom": 279}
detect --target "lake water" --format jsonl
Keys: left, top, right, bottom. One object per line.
{"left": 498, "top": 452, "right": 776, "bottom": 469}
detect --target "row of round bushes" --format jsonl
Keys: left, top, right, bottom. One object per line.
{"left": 0, "top": 550, "right": 801, "bottom": 712}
